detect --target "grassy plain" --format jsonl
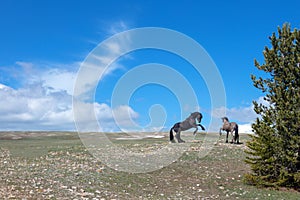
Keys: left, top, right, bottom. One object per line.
{"left": 0, "top": 132, "right": 299, "bottom": 199}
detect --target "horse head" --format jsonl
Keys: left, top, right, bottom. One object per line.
{"left": 197, "top": 113, "right": 203, "bottom": 123}
{"left": 222, "top": 117, "right": 229, "bottom": 123}
{"left": 191, "top": 112, "right": 202, "bottom": 123}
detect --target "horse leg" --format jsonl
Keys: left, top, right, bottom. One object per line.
{"left": 230, "top": 131, "right": 234, "bottom": 143}
{"left": 226, "top": 131, "right": 229, "bottom": 143}
{"left": 198, "top": 124, "right": 205, "bottom": 131}
{"left": 193, "top": 127, "right": 198, "bottom": 135}
{"left": 235, "top": 134, "right": 239, "bottom": 144}
{"left": 175, "top": 130, "right": 185, "bottom": 143}
{"left": 235, "top": 126, "right": 239, "bottom": 144}
{"left": 232, "top": 130, "right": 236, "bottom": 144}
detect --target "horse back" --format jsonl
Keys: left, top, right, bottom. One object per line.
{"left": 172, "top": 122, "right": 181, "bottom": 132}
{"left": 230, "top": 122, "right": 238, "bottom": 128}
{"left": 180, "top": 120, "right": 193, "bottom": 131}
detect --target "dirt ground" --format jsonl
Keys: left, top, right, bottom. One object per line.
{"left": 0, "top": 131, "right": 299, "bottom": 199}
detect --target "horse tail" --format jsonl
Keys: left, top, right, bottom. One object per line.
{"left": 170, "top": 127, "right": 174, "bottom": 141}
{"left": 234, "top": 124, "right": 239, "bottom": 143}
{"left": 170, "top": 122, "right": 180, "bottom": 141}
{"left": 235, "top": 124, "right": 239, "bottom": 135}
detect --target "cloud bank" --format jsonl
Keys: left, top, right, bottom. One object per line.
{"left": 0, "top": 74, "right": 138, "bottom": 132}
{"left": 0, "top": 63, "right": 264, "bottom": 133}
{"left": 211, "top": 96, "right": 269, "bottom": 133}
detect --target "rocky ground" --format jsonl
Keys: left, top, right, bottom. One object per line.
{"left": 0, "top": 132, "right": 299, "bottom": 199}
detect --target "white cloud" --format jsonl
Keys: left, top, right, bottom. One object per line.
{"left": 211, "top": 106, "right": 257, "bottom": 123}
{"left": 238, "top": 123, "right": 253, "bottom": 134}
{"left": 15, "top": 61, "right": 34, "bottom": 71}
{"left": 74, "top": 27, "right": 132, "bottom": 100}
{"left": 0, "top": 21, "right": 137, "bottom": 131}
{"left": 0, "top": 82, "right": 139, "bottom": 131}
{"left": 107, "top": 20, "right": 130, "bottom": 35}
{"left": 74, "top": 101, "right": 139, "bottom": 132}
{"left": 256, "top": 96, "right": 270, "bottom": 107}
{"left": 0, "top": 83, "right": 8, "bottom": 90}
{"left": 8, "top": 61, "right": 79, "bottom": 95}
{"left": 112, "top": 105, "right": 139, "bottom": 128}
{"left": 211, "top": 96, "right": 270, "bottom": 123}
{"left": 0, "top": 83, "right": 73, "bottom": 130}
{"left": 42, "top": 68, "right": 77, "bottom": 95}
{"left": 211, "top": 96, "right": 269, "bottom": 133}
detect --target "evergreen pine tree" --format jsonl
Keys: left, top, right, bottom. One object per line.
{"left": 245, "top": 23, "right": 300, "bottom": 189}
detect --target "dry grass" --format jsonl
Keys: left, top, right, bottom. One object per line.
{"left": 0, "top": 131, "right": 299, "bottom": 199}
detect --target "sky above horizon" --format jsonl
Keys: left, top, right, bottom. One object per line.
{"left": 0, "top": 0, "right": 299, "bottom": 133}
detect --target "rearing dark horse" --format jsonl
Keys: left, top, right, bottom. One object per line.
{"left": 170, "top": 112, "right": 205, "bottom": 143}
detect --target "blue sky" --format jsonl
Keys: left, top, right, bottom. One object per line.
{"left": 0, "top": 0, "right": 299, "bottom": 132}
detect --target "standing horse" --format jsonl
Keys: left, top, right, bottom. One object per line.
{"left": 219, "top": 117, "right": 239, "bottom": 144}
{"left": 170, "top": 112, "right": 205, "bottom": 143}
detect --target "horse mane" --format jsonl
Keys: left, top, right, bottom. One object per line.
{"left": 191, "top": 111, "right": 201, "bottom": 117}
{"left": 222, "top": 117, "right": 229, "bottom": 122}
